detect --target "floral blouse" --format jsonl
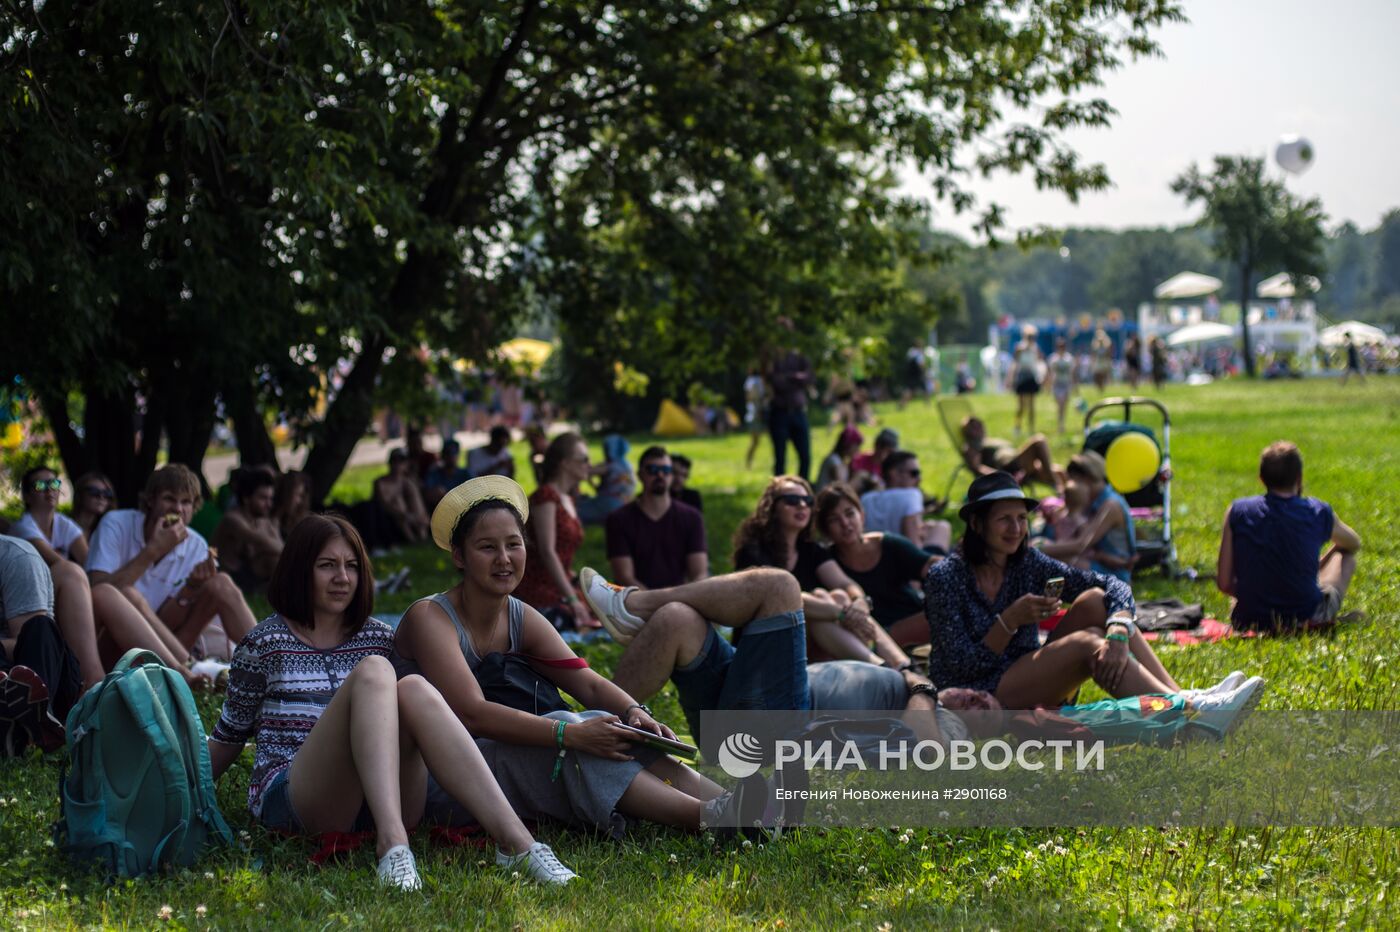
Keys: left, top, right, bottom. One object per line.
{"left": 924, "top": 547, "right": 1134, "bottom": 692}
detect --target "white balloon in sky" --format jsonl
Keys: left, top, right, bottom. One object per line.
{"left": 1275, "top": 135, "right": 1315, "bottom": 175}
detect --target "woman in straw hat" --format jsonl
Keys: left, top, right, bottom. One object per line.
{"left": 208, "top": 514, "right": 577, "bottom": 889}
{"left": 393, "top": 477, "right": 775, "bottom": 836}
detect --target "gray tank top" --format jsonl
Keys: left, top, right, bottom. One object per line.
{"left": 398, "top": 592, "right": 525, "bottom": 676}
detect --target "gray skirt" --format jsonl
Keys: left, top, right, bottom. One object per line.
{"left": 422, "top": 710, "right": 661, "bottom": 839}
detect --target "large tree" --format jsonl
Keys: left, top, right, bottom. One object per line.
{"left": 4, "top": 1, "right": 1184, "bottom": 498}
{"left": 1171, "top": 156, "right": 1327, "bottom": 376}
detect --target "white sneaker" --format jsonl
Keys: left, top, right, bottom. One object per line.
{"left": 377, "top": 844, "right": 423, "bottom": 891}
{"left": 580, "top": 567, "right": 643, "bottom": 645}
{"left": 1191, "top": 676, "right": 1266, "bottom": 736}
{"left": 1180, "top": 670, "right": 1246, "bottom": 701}
{"left": 189, "top": 659, "right": 231, "bottom": 687}
{"left": 496, "top": 842, "right": 577, "bottom": 885}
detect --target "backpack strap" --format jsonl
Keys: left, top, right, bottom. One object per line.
{"left": 112, "top": 648, "right": 167, "bottom": 675}
{"left": 151, "top": 664, "right": 235, "bottom": 846}
{"left": 114, "top": 665, "right": 194, "bottom": 869}
{"left": 510, "top": 654, "right": 589, "bottom": 670}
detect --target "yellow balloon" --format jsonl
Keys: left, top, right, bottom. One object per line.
{"left": 1104, "top": 431, "right": 1161, "bottom": 493}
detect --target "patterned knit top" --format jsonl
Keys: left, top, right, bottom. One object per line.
{"left": 210, "top": 614, "right": 396, "bottom": 817}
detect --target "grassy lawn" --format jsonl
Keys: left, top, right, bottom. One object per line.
{"left": 4, "top": 377, "right": 1399, "bottom": 929}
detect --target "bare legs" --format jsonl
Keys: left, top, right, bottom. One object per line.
{"left": 290, "top": 657, "right": 535, "bottom": 859}
{"left": 1318, "top": 545, "right": 1358, "bottom": 604}
{"left": 49, "top": 561, "right": 104, "bottom": 689}
{"left": 1013, "top": 435, "right": 1065, "bottom": 492}
{"left": 622, "top": 568, "right": 801, "bottom": 628}
{"left": 156, "top": 572, "right": 257, "bottom": 649}
{"left": 611, "top": 602, "right": 713, "bottom": 702}
{"left": 993, "top": 589, "right": 1179, "bottom": 708}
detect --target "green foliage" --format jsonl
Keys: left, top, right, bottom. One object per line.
{"left": 1172, "top": 156, "right": 1329, "bottom": 376}
{"left": 3, "top": 378, "right": 1400, "bottom": 927}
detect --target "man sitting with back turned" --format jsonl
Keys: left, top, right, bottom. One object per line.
{"left": 1217, "top": 440, "right": 1362, "bottom": 633}
{"left": 605, "top": 446, "right": 708, "bottom": 589}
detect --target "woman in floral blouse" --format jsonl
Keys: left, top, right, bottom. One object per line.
{"left": 925, "top": 472, "right": 1209, "bottom": 709}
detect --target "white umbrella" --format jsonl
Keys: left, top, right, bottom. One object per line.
{"left": 1319, "top": 321, "right": 1388, "bottom": 347}
{"left": 1257, "top": 272, "right": 1321, "bottom": 298}
{"left": 1153, "top": 272, "right": 1223, "bottom": 300}
{"left": 1166, "top": 322, "right": 1236, "bottom": 347}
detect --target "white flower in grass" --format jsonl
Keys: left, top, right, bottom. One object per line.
{"left": 157, "top": 905, "right": 174, "bottom": 921}
{"left": 668, "top": 853, "right": 679, "bottom": 864}
{"left": 195, "top": 905, "right": 208, "bottom": 919}
{"left": 742, "top": 839, "right": 753, "bottom": 849}
{"left": 857, "top": 865, "right": 868, "bottom": 875}
{"left": 203, "top": 871, "right": 215, "bottom": 880}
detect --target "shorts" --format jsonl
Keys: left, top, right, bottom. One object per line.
{"left": 1014, "top": 374, "right": 1040, "bottom": 396}
{"left": 1052, "top": 383, "right": 1070, "bottom": 404}
{"left": 807, "top": 662, "right": 905, "bottom": 711}
{"left": 1312, "top": 585, "right": 1343, "bottom": 624}
{"left": 671, "top": 611, "right": 809, "bottom": 746}
{"left": 987, "top": 445, "right": 1020, "bottom": 471}
{"left": 258, "top": 767, "right": 374, "bottom": 835}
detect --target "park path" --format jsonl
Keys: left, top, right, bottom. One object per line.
{"left": 200, "top": 428, "right": 492, "bottom": 491}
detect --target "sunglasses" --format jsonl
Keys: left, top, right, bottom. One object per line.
{"left": 776, "top": 493, "right": 815, "bottom": 508}
{"left": 643, "top": 464, "right": 674, "bottom": 476}
{"left": 905, "top": 468, "right": 922, "bottom": 479}
{"left": 83, "top": 486, "right": 116, "bottom": 499}
{"left": 29, "top": 478, "right": 62, "bottom": 492}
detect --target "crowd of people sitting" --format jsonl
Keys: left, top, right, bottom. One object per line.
{"left": 0, "top": 420, "right": 1362, "bottom": 890}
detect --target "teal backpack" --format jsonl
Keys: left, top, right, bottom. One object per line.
{"left": 55, "top": 649, "right": 235, "bottom": 877}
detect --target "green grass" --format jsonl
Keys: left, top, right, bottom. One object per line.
{"left": 4, "top": 377, "right": 1400, "bottom": 929}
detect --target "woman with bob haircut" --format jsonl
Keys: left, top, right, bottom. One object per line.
{"left": 732, "top": 475, "right": 911, "bottom": 668}
{"left": 393, "top": 477, "right": 776, "bottom": 837}
{"left": 208, "top": 514, "right": 577, "bottom": 889}
{"left": 814, "top": 482, "right": 940, "bottom": 648}
{"left": 924, "top": 472, "right": 1248, "bottom": 710}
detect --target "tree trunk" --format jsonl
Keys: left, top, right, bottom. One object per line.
{"left": 83, "top": 383, "right": 144, "bottom": 507}
{"left": 227, "top": 381, "right": 278, "bottom": 469}
{"left": 1238, "top": 260, "right": 1256, "bottom": 377}
{"left": 35, "top": 390, "right": 91, "bottom": 484}
{"left": 162, "top": 378, "right": 217, "bottom": 500}
{"left": 300, "top": 330, "right": 391, "bottom": 506}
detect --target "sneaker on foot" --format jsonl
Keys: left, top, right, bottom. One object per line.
{"left": 701, "top": 772, "right": 770, "bottom": 834}
{"left": 496, "top": 842, "right": 577, "bottom": 885}
{"left": 1180, "top": 670, "right": 1245, "bottom": 701}
{"left": 0, "top": 666, "right": 62, "bottom": 755}
{"left": 377, "top": 844, "right": 422, "bottom": 891}
{"left": 1191, "top": 676, "right": 1266, "bottom": 736}
{"left": 580, "top": 567, "right": 643, "bottom": 645}
{"left": 190, "top": 659, "right": 231, "bottom": 688}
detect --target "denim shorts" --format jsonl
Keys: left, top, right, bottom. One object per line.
{"left": 258, "top": 767, "right": 374, "bottom": 835}
{"left": 670, "top": 610, "right": 810, "bottom": 746}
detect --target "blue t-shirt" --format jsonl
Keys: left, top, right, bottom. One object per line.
{"left": 1228, "top": 493, "right": 1334, "bottom": 628}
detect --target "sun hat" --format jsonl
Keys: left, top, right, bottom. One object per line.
{"left": 958, "top": 471, "right": 1039, "bottom": 524}
{"left": 430, "top": 476, "right": 530, "bottom": 551}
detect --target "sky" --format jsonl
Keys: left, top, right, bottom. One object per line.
{"left": 900, "top": 0, "right": 1400, "bottom": 242}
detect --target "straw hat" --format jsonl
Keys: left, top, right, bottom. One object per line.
{"left": 430, "top": 476, "right": 530, "bottom": 551}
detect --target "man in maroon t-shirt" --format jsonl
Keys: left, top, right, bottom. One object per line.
{"left": 605, "top": 446, "right": 708, "bottom": 589}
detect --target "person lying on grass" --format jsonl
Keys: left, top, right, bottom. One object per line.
{"left": 208, "top": 514, "right": 576, "bottom": 890}
{"left": 732, "top": 476, "right": 912, "bottom": 668}
{"left": 925, "top": 472, "right": 1253, "bottom": 710}
{"left": 582, "top": 563, "right": 962, "bottom": 756}
{"left": 393, "top": 477, "right": 776, "bottom": 836}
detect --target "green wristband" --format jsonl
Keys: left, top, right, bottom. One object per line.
{"left": 1105, "top": 632, "right": 1130, "bottom": 643}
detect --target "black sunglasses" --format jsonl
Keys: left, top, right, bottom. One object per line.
{"left": 643, "top": 464, "right": 674, "bottom": 476}
{"left": 82, "top": 486, "right": 115, "bottom": 499}
{"left": 776, "top": 493, "right": 815, "bottom": 508}
{"left": 29, "top": 478, "right": 62, "bottom": 492}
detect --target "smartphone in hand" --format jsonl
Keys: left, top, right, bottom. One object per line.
{"left": 1044, "top": 576, "right": 1065, "bottom": 601}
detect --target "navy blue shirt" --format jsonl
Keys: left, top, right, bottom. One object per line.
{"left": 924, "top": 547, "right": 1133, "bottom": 692}
{"left": 1228, "top": 493, "right": 1334, "bottom": 629}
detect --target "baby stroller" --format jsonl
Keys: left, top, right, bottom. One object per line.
{"left": 1081, "top": 397, "right": 1177, "bottom": 575}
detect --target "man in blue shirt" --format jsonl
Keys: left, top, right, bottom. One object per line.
{"left": 1216, "top": 441, "right": 1362, "bottom": 632}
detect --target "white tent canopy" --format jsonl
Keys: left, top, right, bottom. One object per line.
{"left": 1257, "top": 272, "right": 1322, "bottom": 298}
{"left": 1319, "top": 321, "right": 1388, "bottom": 347}
{"left": 1154, "top": 271, "right": 1223, "bottom": 300}
{"left": 1166, "top": 322, "right": 1236, "bottom": 347}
